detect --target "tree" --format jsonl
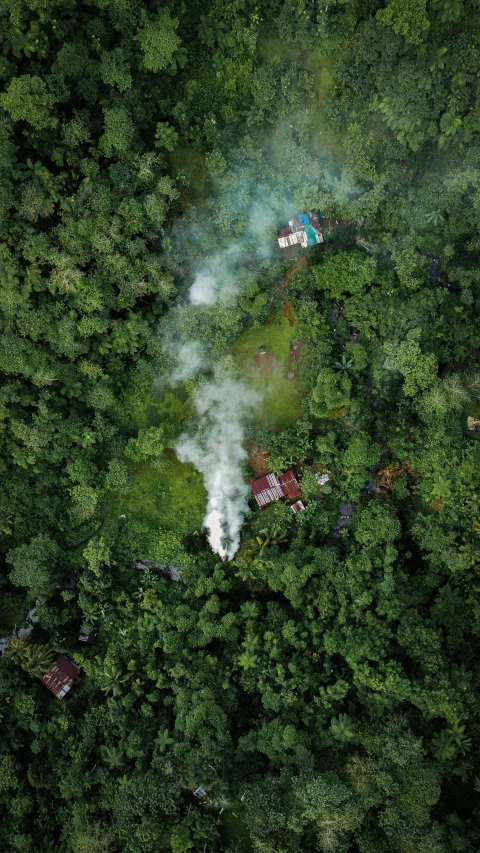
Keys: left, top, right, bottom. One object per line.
{"left": 310, "top": 368, "right": 352, "bottom": 416}
{"left": 98, "top": 666, "right": 133, "bottom": 697}
{"left": 7, "top": 535, "right": 61, "bottom": 597}
{"left": 125, "top": 426, "right": 165, "bottom": 462}
{"left": 0, "top": 75, "right": 58, "bottom": 129}
{"left": 8, "top": 639, "right": 56, "bottom": 677}
{"left": 383, "top": 339, "right": 438, "bottom": 396}
{"left": 376, "top": 0, "right": 430, "bottom": 44}
{"left": 136, "top": 11, "right": 181, "bottom": 72}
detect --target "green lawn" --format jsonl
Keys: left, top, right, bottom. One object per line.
{"left": 232, "top": 310, "right": 305, "bottom": 430}
{"left": 111, "top": 386, "right": 205, "bottom": 536}
{"left": 114, "top": 311, "right": 306, "bottom": 537}
{"left": 117, "top": 456, "right": 206, "bottom": 537}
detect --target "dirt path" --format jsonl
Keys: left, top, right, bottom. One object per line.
{"left": 255, "top": 350, "right": 277, "bottom": 375}
{"left": 248, "top": 442, "right": 271, "bottom": 477}
{"left": 281, "top": 256, "right": 308, "bottom": 291}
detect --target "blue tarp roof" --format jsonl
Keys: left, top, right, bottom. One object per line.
{"left": 299, "top": 213, "right": 309, "bottom": 226}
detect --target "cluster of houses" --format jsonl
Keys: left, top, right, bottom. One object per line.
{"left": 277, "top": 211, "right": 324, "bottom": 250}
{"left": 250, "top": 469, "right": 305, "bottom": 513}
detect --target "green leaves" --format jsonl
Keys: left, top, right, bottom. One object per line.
{"left": 8, "top": 639, "right": 56, "bottom": 677}
{"left": 154, "top": 728, "right": 174, "bottom": 752}
{"left": 376, "top": 0, "right": 430, "bottom": 44}
{"left": 0, "top": 75, "right": 58, "bottom": 130}
{"left": 330, "top": 714, "right": 358, "bottom": 743}
{"left": 98, "top": 665, "right": 134, "bottom": 697}
{"left": 136, "top": 11, "right": 181, "bottom": 73}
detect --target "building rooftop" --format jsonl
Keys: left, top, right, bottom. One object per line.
{"left": 40, "top": 655, "right": 80, "bottom": 699}
{"left": 251, "top": 470, "right": 300, "bottom": 507}
{"left": 278, "top": 211, "right": 323, "bottom": 250}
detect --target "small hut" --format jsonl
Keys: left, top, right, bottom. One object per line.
{"left": 40, "top": 656, "right": 80, "bottom": 699}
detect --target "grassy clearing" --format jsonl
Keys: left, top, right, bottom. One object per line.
{"left": 114, "top": 310, "right": 306, "bottom": 538}
{"left": 118, "top": 457, "right": 206, "bottom": 537}
{"left": 232, "top": 310, "right": 304, "bottom": 430}
{"left": 113, "top": 386, "right": 205, "bottom": 536}
{"left": 257, "top": 32, "right": 343, "bottom": 164}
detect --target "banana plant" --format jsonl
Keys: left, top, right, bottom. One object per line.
{"left": 431, "top": 730, "right": 457, "bottom": 761}
{"left": 155, "top": 728, "right": 174, "bottom": 753}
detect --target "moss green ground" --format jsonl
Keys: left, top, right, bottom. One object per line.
{"left": 258, "top": 33, "right": 343, "bottom": 163}
{"left": 111, "top": 309, "right": 305, "bottom": 537}
{"left": 232, "top": 309, "right": 304, "bottom": 431}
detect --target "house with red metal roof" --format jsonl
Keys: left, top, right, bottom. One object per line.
{"left": 40, "top": 655, "right": 80, "bottom": 699}
{"left": 250, "top": 470, "right": 300, "bottom": 507}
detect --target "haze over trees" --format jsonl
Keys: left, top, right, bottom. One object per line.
{"left": 1, "top": 0, "right": 480, "bottom": 851}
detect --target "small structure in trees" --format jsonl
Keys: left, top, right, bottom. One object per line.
{"left": 133, "top": 559, "right": 183, "bottom": 583}
{"left": 333, "top": 502, "right": 356, "bottom": 538}
{"left": 40, "top": 655, "right": 80, "bottom": 699}
{"left": 189, "top": 786, "right": 209, "bottom": 800}
{"left": 78, "top": 622, "right": 98, "bottom": 644}
{"left": 250, "top": 470, "right": 300, "bottom": 507}
{"left": 278, "top": 212, "right": 323, "bottom": 250}
{"left": 291, "top": 500, "right": 305, "bottom": 513}
{"left": 467, "top": 416, "right": 480, "bottom": 431}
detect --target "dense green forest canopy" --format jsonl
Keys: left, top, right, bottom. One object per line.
{"left": 1, "top": 0, "right": 480, "bottom": 850}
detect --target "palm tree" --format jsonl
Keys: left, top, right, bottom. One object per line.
{"left": 98, "top": 665, "right": 133, "bottom": 697}
{"left": 431, "top": 730, "right": 456, "bottom": 761}
{"left": 154, "top": 728, "right": 174, "bottom": 753}
{"left": 238, "top": 651, "right": 258, "bottom": 670}
{"left": 8, "top": 639, "right": 56, "bottom": 677}
{"left": 22, "top": 643, "right": 56, "bottom": 677}
{"left": 330, "top": 714, "right": 357, "bottom": 743}
{"left": 459, "top": 538, "right": 480, "bottom": 567}
{"left": 447, "top": 720, "right": 471, "bottom": 754}
{"left": 7, "top": 637, "right": 30, "bottom": 658}
{"left": 255, "top": 526, "right": 288, "bottom": 555}
{"left": 441, "top": 374, "right": 469, "bottom": 411}
{"left": 102, "top": 745, "right": 124, "bottom": 770}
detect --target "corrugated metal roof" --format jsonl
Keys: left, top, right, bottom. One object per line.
{"left": 40, "top": 656, "right": 80, "bottom": 699}
{"left": 251, "top": 470, "right": 300, "bottom": 506}
{"left": 278, "top": 470, "right": 300, "bottom": 499}
{"left": 291, "top": 500, "right": 305, "bottom": 513}
{"left": 278, "top": 231, "right": 305, "bottom": 249}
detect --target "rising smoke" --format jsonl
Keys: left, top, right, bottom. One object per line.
{"left": 165, "top": 116, "right": 349, "bottom": 559}
{"left": 176, "top": 376, "right": 258, "bottom": 559}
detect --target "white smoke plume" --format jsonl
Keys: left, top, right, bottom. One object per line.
{"left": 176, "top": 377, "right": 258, "bottom": 559}
{"left": 171, "top": 341, "right": 204, "bottom": 381}
{"left": 189, "top": 272, "right": 217, "bottom": 306}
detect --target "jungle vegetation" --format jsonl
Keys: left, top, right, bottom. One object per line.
{"left": 1, "top": 0, "right": 480, "bottom": 851}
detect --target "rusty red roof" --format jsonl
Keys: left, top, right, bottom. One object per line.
{"left": 40, "top": 655, "right": 80, "bottom": 699}
{"left": 251, "top": 470, "right": 300, "bottom": 507}
{"left": 278, "top": 470, "right": 300, "bottom": 499}
{"left": 291, "top": 500, "right": 305, "bottom": 513}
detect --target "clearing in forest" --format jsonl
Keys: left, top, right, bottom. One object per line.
{"left": 232, "top": 310, "right": 304, "bottom": 430}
